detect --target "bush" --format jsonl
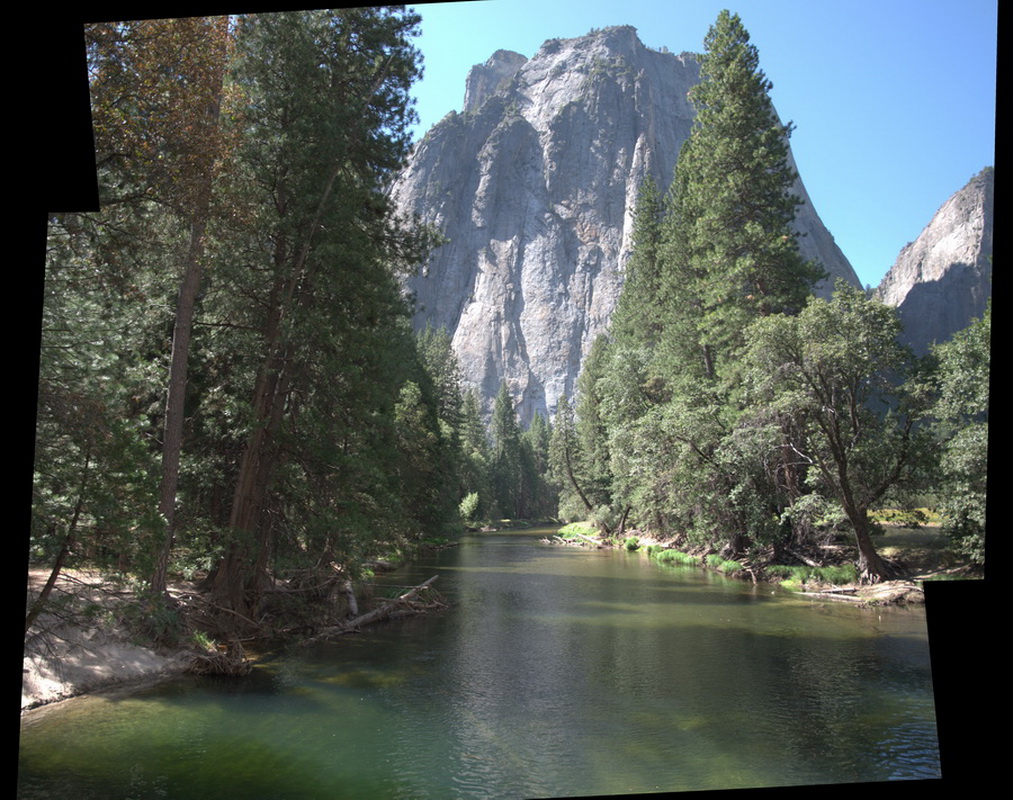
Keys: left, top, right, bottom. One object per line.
{"left": 624, "top": 536, "right": 640, "bottom": 551}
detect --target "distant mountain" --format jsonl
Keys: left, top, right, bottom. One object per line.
{"left": 392, "top": 26, "right": 860, "bottom": 423}
{"left": 875, "top": 168, "right": 993, "bottom": 355}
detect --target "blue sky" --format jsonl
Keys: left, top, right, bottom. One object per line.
{"left": 405, "top": 0, "right": 997, "bottom": 290}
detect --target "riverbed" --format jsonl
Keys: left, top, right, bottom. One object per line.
{"left": 18, "top": 526, "right": 941, "bottom": 798}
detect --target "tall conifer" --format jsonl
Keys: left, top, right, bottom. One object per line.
{"left": 659, "top": 10, "right": 823, "bottom": 386}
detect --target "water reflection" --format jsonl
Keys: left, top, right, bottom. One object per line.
{"left": 19, "top": 528, "right": 939, "bottom": 798}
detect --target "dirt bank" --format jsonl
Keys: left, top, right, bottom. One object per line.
{"left": 22, "top": 569, "right": 196, "bottom": 711}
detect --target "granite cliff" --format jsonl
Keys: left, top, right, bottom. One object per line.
{"left": 392, "top": 26, "right": 860, "bottom": 423}
{"left": 874, "top": 168, "right": 993, "bottom": 355}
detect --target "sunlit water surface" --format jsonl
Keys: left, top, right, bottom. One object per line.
{"left": 18, "top": 528, "right": 940, "bottom": 798}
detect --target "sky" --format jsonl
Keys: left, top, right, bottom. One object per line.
{"left": 404, "top": 0, "right": 998, "bottom": 290}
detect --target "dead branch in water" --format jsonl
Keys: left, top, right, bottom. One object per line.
{"left": 300, "top": 576, "right": 445, "bottom": 646}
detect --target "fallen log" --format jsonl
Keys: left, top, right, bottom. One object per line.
{"left": 300, "top": 576, "right": 442, "bottom": 646}
{"left": 564, "top": 531, "right": 603, "bottom": 547}
{"left": 785, "top": 547, "right": 824, "bottom": 569}
{"left": 796, "top": 590, "right": 864, "bottom": 603}
{"left": 345, "top": 576, "right": 440, "bottom": 629}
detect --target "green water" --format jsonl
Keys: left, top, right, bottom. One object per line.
{"left": 18, "top": 527, "right": 940, "bottom": 798}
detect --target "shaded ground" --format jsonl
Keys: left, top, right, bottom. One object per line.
{"left": 22, "top": 570, "right": 197, "bottom": 711}
{"left": 805, "top": 524, "right": 979, "bottom": 605}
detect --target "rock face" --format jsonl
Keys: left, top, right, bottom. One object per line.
{"left": 392, "top": 26, "right": 860, "bottom": 424}
{"left": 874, "top": 168, "right": 993, "bottom": 355}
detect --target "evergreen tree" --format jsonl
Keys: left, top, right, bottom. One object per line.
{"left": 932, "top": 298, "right": 990, "bottom": 567}
{"left": 609, "top": 175, "right": 665, "bottom": 350}
{"left": 203, "top": 8, "right": 435, "bottom": 620}
{"left": 573, "top": 334, "right": 623, "bottom": 534}
{"left": 625, "top": 10, "right": 825, "bottom": 554}
{"left": 489, "top": 383, "right": 523, "bottom": 519}
{"left": 549, "top": 394, "right": 600, "bottom": 524}
{"left": 520, "top": 411, "right": 555, "bottom": 519}
{"left": 458, "top": 388, "right": 494, "bottom": 521}
{"left": 657, "top": 10, "right": 823, "bottom": 390}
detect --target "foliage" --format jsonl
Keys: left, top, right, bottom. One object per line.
{"left": 31, "top": 8, "right": 477, "bottom": 636}
{"left": 744, "top": 282, "right": 936, "bottom": 581}
{"left": 931, "top": 299, "right": 990, "bottom": 567}
{"left": 458, "top": 492, "right": 481, "bottom": 523}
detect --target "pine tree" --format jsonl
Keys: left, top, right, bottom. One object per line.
{"left": 659, "top": 10, "right": 824, "bottom": 386}
{"left": 630, "top": 10, "right": 826, "bottom": 555}
{"left": 204, "top": 8, "right": 433, "bottom": 620}
{"left": 520, "top": 411, "right": 555, "bottom": 519}
{"left": 489, "top": 383, "right": 523, "bottom": 519}
{"left": 458, "top": 388, "right": 494, "bottom": 520}
{"left": 610, "top": 175, "right": 664, "bottom": 350}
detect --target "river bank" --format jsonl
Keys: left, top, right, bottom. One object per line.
{"left": 23, "top": 522, "right": 974, "bottom": 712}
{"left": 547, "top": 520, "right": 979, "bottom": 606}
{"left": 22, "top": 569, "right": 196, "bottom": 711}
{"left": 22, "top": 563, "right": 448, "bottom": 712}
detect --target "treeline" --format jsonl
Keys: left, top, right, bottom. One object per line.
{"left": 549, "top": 11, "right": 989, "bottom": 583}
{"left": 32, "top": 9, "right": 474, "bottom": 633}
{"left": 29, "top": 7, "right": 989, "bottom": 646}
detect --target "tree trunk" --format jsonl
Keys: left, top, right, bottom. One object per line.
{"left": 26, "top": 452, "right": 91, "bottom": 635}
{"left": 151, "top": 17, "right": 230, "bottom": 597}
{"left": 151, "top": 216, "right": 209, "bottom": 597}
{"left": 845, "top": 502, "right": 893, "bottom": 583}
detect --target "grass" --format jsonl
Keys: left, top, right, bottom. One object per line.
{"left": 649, "top": 548, "right": 698, "bottom": 566}
{"left": 765, "top": 562, "right": 858, "bottom": 588}
{"left": 557, "top": 521, "right": 600, "bottom": 539}
{"left": 697, "top": 553, "right": 743, "bottom": 574}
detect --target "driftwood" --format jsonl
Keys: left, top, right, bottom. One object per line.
{"left": 567, "top": 531, "right": 604, "bottom": 548}
{"left": 301, "top": 575, "right": 444, "bottom": 646}
{"left": 345, "top": 576, "right": 440, "bottom": 628}
{"left": 785, "top": 547, "right": 824, "bottom": 569}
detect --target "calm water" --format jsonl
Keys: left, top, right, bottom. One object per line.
{"left": 18, "top": 527, "right": 940, "bottom": 798}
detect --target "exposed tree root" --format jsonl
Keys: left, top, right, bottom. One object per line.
{"left": 186, "top": 637, "right": 253, "bottom": 676}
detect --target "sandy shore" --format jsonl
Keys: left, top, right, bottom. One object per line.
{"left": 22, "top": 570, "right": 193, "bottom": 711}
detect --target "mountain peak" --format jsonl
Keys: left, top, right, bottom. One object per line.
{"left": 875, "top": 167, "right": 993, "bottom": 354}
{"left": 393, "top": 27, "right": 859, "bottom": 423}
{"left": 463, "top": 49, "right": 528, "bottom": 113}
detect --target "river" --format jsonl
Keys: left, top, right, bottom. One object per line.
{"left": 18, "top": 526, "right": 940, "bottom": 798}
